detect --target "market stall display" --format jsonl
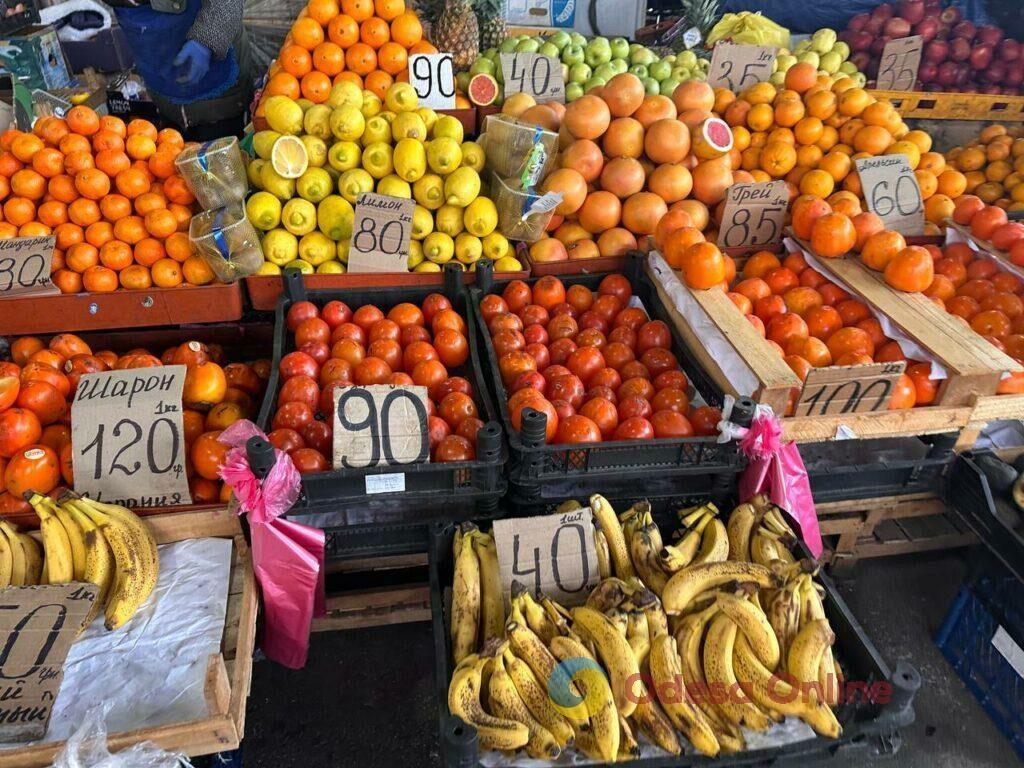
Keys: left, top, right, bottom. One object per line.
{"left": 944, "top": 125, "right": 1024, "bottom": 209}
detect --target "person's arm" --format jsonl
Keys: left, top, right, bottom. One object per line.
{"left": 186, "top": 0, "right": 244, "bottom": 59}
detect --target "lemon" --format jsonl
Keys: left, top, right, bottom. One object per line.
{"left": 432, "top": 114, "right": 464, "bottom": 143}
{"left": 295, "top": 98, "right": 314, "bottom": 113}
{"left": 392, "top": 112, "right": 427, "bottom": 141}
{"left": 301, "top": 135, "right": 328, "bottom": 167}
{"left": 417, "top": 107, "right": 438, "bottom": 133}
{"left": 460, "top": 141, "right": 485, "bottom": 172}
{"left": 408, "top": 240, "right": 424, "bottom": 268}
{"left": 284, "top": 258, "right": 314, "bottom": 274}
{"left": 271, "top": 135, "right": 308, "bottom": 179}
{"left": 265, "top": 95, "right": 304, "bottom": 135}
{"left": 297, "top": 167, "right": 333, "bottom": 203}
{"left": 299, "top": 231, "right": 336, "bottom": 265}
{"left": 246, "top": 191, "right": 282, "bottom": 231}
{"left": 247, "top": 158, "right": 266, "bottom": 188}
{"left": 423, "top": 232, "right": 455, "bottom": 264}
{"left": 317, "top": 260, "right": 346, "bottom": 274}
{"left": 262, "top": 228, "right": 298, "bottom": 266}
{"left": 327, "top": 81, "right": 363, "bottom": 109}
{"left": 361, "top": 142, "right": 393, "bottom": 179}
{"left": 337, "top": 238, "right": 350, "bottom": 264}
{"left": 455, "top": 232, "right": 482, "bottom": 265}
{"left": 427, "top": 137, "right": 462, "bottom": 175}
{"left": 414, "top": 261, "right": 441, "bottom": 273}
{"left": 328, "top": 141, "right": 361, "bottom": 172}
{"left": 362, "top": 115, "right": 392, "bottom": 146}
{"left": 393, "top": 138, "right": 426, "bottom": 182}
{"left": 384, "top": 82, "right": 418, "bottom": 113}
{"left": 482, "top": 231, "right": 511, "bottom": 261}
{"left": 463, "top": 196, "right": 497, "bottom": 236}
{"left": 338, "top": 168, "right": 374, "bottom": 203}
{"left": 303, "top": 104, "right": 332, "bottom": 141}
{"left": 361, "top": 91, "right": 382, "bottom": 119}
{"left": 444, "top": 167, "right": 480, "bottom": 207}
{"left": 378, "top": 110, "right": 396, "bottom": 124}
{"left": 411, "top": 205, "right": 434, "bottom": 239}
{"left": 260, "top": 163, "right": 296, "bottom": 201}
{"left": 252, "top": 130, "right": 281, "bottom": 160}
{"left": 282, "top": 198, "right": 317, "bottom": 236}
{"left": 330, "top": 105, "right": 366, "bottom": 142}
{"left": 256, "top": 261, "right": 282, "bottom": 275}
{"left": 493, "top": 255, "right": 523, "bottom": 272}
{"left": 323, "top": 165, "right": 341, "bottom": 183}
{"left": 377, "top": 174, "right": 411, "bottom": 198}
{"left": 317, "top": 195, "right": 355, "bottom": 241}
{"left": 435, "top": 204, "right": 464, "bottom": 237}
{"left": 413, "top": 174, "right": 445, "bottom": 210}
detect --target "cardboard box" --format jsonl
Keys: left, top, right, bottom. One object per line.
{"left": 60, "top": 26, "right": 134, "bottom": 73}
{"left": 505, "top": 0, "right": 575, "bottom": 29}
{"left": 106, "top": 70, "right": 161, "bottom": 123}
{"left": 0, "top": 24, "right": 72, "bottom": 90}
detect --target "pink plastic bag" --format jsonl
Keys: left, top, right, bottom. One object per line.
{"left": 219, "top": 421, "right": 325, "bottom": 669}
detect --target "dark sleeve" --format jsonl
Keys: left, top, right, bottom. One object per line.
{"left": 187, "top": 0, "right": 244, "bottom": 59}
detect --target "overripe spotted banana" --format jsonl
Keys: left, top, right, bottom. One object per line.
{"left": 63, "top": 503, "right": 115, "bottom": 627}
{"left": 448, "top": 657, "right": 529, "bottom": 751}
{"left": 538, "top": 593, "right": 572, "bottom": 639}
{"left": 488, "top": 653, "right": 561, "bottom": 759}
{"left": 548, "top": 634, "right": 619, "bottom": 760}
{"left": 799, "top": 577, "right": 842, "bottom": 706}
{"left": 512, "top": 581, "right": 557, "bottom": 644}
{"left": 788, "top": 619, "right": 836, "bottom": 707}
{"left": 507, "top": 620, "right": 566, "bottom": 699}
{"left": 631, "top": 696, "right": 682, "bottom": 755}
{"left": 617, "top": 714, "right": 640, "bottom": 760}
{"left": 590, "top": 495, "right": 634, "bottom": 579}
{"left": 715, "top": 590, "right": 780, "bottom": 670}
{"left": 555, "top": 499, "right": 583, "bottom": 514}
{"left": 503, "top": 650, "right": 573, "bottom": 748}
{"left": 626, "top": 610, "right": 650, "bottom": 666}
{"left": 692, "top": 518, "right": 729, "bottom": 566}
{"left": 662, "top": 561, "right": 778, "bottom": 615}
{"left": 629, "top": 521, "right": 669, "bottom": 597}
{"left": 703, "top": 614, "right": 774, "bottom": 731}
{"left": 650, "top": 634, "right": 721, "bottom": 756}
{"left": 470, "top": 531, "right": 504, "bottom": 645}
{"left": 571, "top": 606, "right": 640, "bottom": 717}
{"left": 727, "top": 503, "right": 760, "bottom": 561}
{"left": 41, "top": 498, "right": 87, "bottom": 581}
{"left": 451, "top": 525, "right": 481, "bottom": 663}
{"left": 766, "top": 577, "right": 803, "bottom": 664}
{"left": 0, "top": 521, "right": 12, "bottom": 587}
{"left": 645, "top": 597, "right": 669, "bottom": 639}
{"left": 594, "top": 526, "right": 612, "bottom": 579}
{"left": 587, "top": 578, "right": 628, "bottom": 613}
{"left": 762, "top": 505, "right": 795, "bottom": 538}
{"left": 0, "top": 522, "right": 27, "bottom": 586}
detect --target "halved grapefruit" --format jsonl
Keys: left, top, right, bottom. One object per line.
{"left": 468, "top": 74, "right": 498, "bottom": 107}
{"left": 691, "top": 117, "right": 734, "bottom": 160}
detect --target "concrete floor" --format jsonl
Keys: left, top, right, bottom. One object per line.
{"left": 244, "top": 550, "right": 1021, "bottom": 767}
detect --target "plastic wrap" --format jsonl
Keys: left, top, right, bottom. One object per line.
{"left": 189, "top": 203, "right": 265, "bottom": 282}
{"left": 175, "top": 137, "right": 248, "bottom": 210}
{"left": 52, "top": 706, "right": 191, "bottom": 768}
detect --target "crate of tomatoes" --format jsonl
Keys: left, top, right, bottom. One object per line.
{"left": 0, "top": 324, "right": 272, "bottom": 524}
{"left": 256, "top": 267, "right": 506, "bottom": 526}
{"left": 469, "top": 253, "right": 742, "bottom": 506}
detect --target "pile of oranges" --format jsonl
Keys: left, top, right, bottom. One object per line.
{"left": 945, "top": 124, "right": 1024, "bottom": 210}
{"left": 0, "top": 105, "right": 212, "bottom": 295}
{"left": 259, "top": 0, "right": 439, "bottom": 107}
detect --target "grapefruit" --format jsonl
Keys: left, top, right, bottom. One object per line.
{"left": 690, "top": 117, "right": 733, "bottom": 160}
{"left": 467, "top": 74, "right": 498, "bottom": 107}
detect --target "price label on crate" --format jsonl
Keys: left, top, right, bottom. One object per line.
{"left": 794, "top": 361, "right": 907, "bottom": 416}
{"left": 333, "top": 384, "right": 430, "bottom": 469}
{"left": 855, "top": 155, "right": 925, "bottom": 236}
{"left": 876, "top": 35, "right": 922, "bottom": 91}
{"left": 408, "top": 53, "right": 457, "bottom": 110}
{"left": 717, "top": 181, "right": 789, "bottom": 249}
{"left": 707, "top": 43, "right": 776, "bottom": 91}
{"left": 71, "top": 366, "right": 192, "bottom": 508}
{"left": 492, "top": 509, "right": 599, "bottom": 607}
{"left": 347, "top": 193, "right": 415, "bottom": 273}
{"left": 500, "top": 53, "right": 564, "bottom": 104}
{"left": 0, "top": 236, "right": 58, "bottom": 298}
{"left": 0, "top": 583, "right": 99, "bottom": 743}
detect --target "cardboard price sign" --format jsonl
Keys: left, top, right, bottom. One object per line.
{"left": 855, "top": 155, "right": 925, "bottom": 235}
{"left": 794, "top": 361, "right": 907, "bottom": 416}
{"left": 0, "top": 583, "right": 99, "bottom": 742}
{"left": 500, "top": 53, "right": 565, "bottom": 103}
{"left": 71, "top": 366, "right": 192, "bottom": 508}
{"left": 408, "top": 53, "right": 456, "bottom": 110}
{"left": 717, "top": 181, "right": 789, "bottom": 249}
{"left": 0, "top": 236, "right": 58, "bottom": 298}
{"left": 332, "top": 384, "right": 430, "bottom": 469}
{"left": 876, "top": 35, "right": 922, "bottom": 91}
{"left": 492, "top": 509, "right": 599, "bottom": 607}
{"left": 347, "top": 193, "right": 415, "bottom": 273}
{"left": 707, "top": 43, "right": 776, "bottom": 91}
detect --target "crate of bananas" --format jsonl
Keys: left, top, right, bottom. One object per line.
{"left": 432, "top": 494, "right": 920, "bottom": 765}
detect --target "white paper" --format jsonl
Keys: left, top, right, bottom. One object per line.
{"left": 366, "top": 472, "right": 406, "bottom": 494}
{"left": 992, "top": 626, "right": 1024, "bottom": 680}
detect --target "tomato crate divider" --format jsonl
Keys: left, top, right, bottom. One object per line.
{"left": 523, "top": 249, "right": 629, "bottom": 277}
{"left": 469, "top": 253, "right": 743, "bottom": 504}
{"left": 255, "top": 266, "right": 507, "bottom": 520}
{"left": 428, "top": 501, "right": 922, "bottom": 768}
{"left": 866, "top": 89, "right": 1024, "bottom": 121}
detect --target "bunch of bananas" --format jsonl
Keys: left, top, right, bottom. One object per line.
{"left": 17, "top": 492, "right": 160, "bottom": 631}
{"left": 447, "top": 495, "right": 844, "bottom": 761}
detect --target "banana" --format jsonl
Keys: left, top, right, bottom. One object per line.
{"left": 801, "top": 576, "right": 842, "bottom": 707}
{"left": 538, "top": 594, "right": 572, "bottom": 639}
{"left": 586, "top": 578, "right": 628, "bottom": 613}
{"left": 1, "top": 522, "right": 27, "bottom": 586}
{"left": 590, "top": 495, "right": 634, "bottom": 579}
{"left": 75, "top": 495, "right": 158, "bottom": 591}
{"left": 470, "top": 531, "right": 504, "bottom": 645}
{"left": 0, "top": 524, "right": 11, "bottom": 587}
{"left": 662, "top": 561, "right": 779, "bottom": 615}
{"left": 35, "top": 501, "right": 74, "bottom": 584}
{"left": 645, "top": 597, "right": 670, "bottom": 640}
{"left": 548, "top": 635, "right": 619, "bottom": 760}
{"left": 488, "top": 653, "right": 561, "bottom": 759}
{"left": 503, "top": 650, "right": 574, "bottom": 748}
{"left": 650, "top": 634, "right": 721, "bottom": 756}
{"left": 507, "top": 620, "right": 563, "bottom": 696}
{"left": 594, "top": 526, "right": 612, "bottom": 580}
{"left": 750, "top": 530, "right": 782, "bottom": 567}
{"left": 629, "top": 521, "right": 669, "bottom": 597}
{"left": 703, "top": 614, "right": 774, "bottom": 731}
{"left": 31, "top": 495, "right": 88, "bottom": 581}
{"left": 626, "top": 610, "right": 650, "bottom": 666}
{"left": 450, "top": 525, "right": 481, "bottom": 663}
{"left": 571, "top": 606, "right": 641, "bottom": 718}
{"left": 787, "top": 619, "right": 836, "bottom": 707}
{"left": 766, "top": 577, "right": 803, "bottom": 664}
{"left": 63, "top": 503, "right": 115, "bottom": 628}
{"left": 555, "top": 500, "right": 583, "bottom": 514}
{"left": 18, "top": 532, "right": 43, "bottom": 585}
{"left": 631, "top": 696, "right": 682, "bottom": 755}
{"left": 448, "top": 657, "right": 530, "bottom": 751}
{"left": 679, "top": 502, "right": 718, "bottom": 527}
{"left": 691, "top": 518, "right": 729, "bottom": 567}
{"left": 763, "top": 506, "right": 795, "bottom": 538}
{"left": 727, "top": 503, "right": 760, "bottom": 561}
{"left": 519, "top": 586, "right": 557, "bottom": 645}
{"left": 617, "top": 713, "right": 640, "bottom": 760}
{"left": 715, "top": 590, "right": 781, "bottom": 670}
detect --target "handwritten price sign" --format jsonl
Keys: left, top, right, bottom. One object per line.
{"left": 794, "top": 361, "right": 907, "bottom": 416}
{"left": 707, "top": 43, "right": 776, "bottom": 91}
{"left": 409, "top": 53, "right": 456, "bottom": 110}
{"left": 876, "top": 36, "right": 922, "bottom": 91}
{"left": 717, "top": 181, "right": 789, "bottom": 249}
{"left": 855, "top": 155, "right": 925, "bottom": 236}
{"left": 500, "top": 53, "right": 565, "bottom": 104}
{"left": 332, "top": 384, "right": 430, "bottom": 469}
{"left": 347, "top": 193, "right": 415, "bottom": 273}
{"left": 0, "top": 236, "right": 58, "bottom": 298}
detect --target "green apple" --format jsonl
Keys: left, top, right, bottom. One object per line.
{"left": 470, "top": 58, "right": 496, "bottom": 76}
{"left": 648, "top": 59, "right": 672, "bottom": 81}
{"left": 851, "top": 72, "right": 867, "bottom": 87}
{"left": 548, "top": 30, "right": 571, "bottom": 49}
{"left": 566, "top": 82, "right": 584, "bottom": 101}
{"left": 642, "top": 77, "right": 660, "bottom": 95}
{"left": 833, "top": 41, "right": 850, "bottom": 60}
{"left": 585, "top": 38, "right": 612, "bottom": 67}
{"left": 629, "top": 64, "right": 649, "bottom": 78}
{"left": 664, "top": 54, "right": 676, "bottom": 64}
{"left": 482, "top": 47, "right": 497, "bottom": 59}
{"left": 819, "top": 50, "right": 842, "bottom": 74}
{"left": 677, "top": 50, "right": 698, "bottom": 68}
{"left": 776, "top": 54, "right": 797, "bottom": 72}
{"left": 517, "top": 38, "right": 541, "bottom": 53}
{"left": 609, "top": 37, "right": 630, "bottom": 60}
{"left": 672, "top": 66, "right": 688, "bottom": 80}
{"left": 811, "top": 28, "right": 837, "bottom": 54}
{"left": 570, "top": 32, "right": 586, "bottom": 46}
{"left": 630, "top": 47, "right": 656, "bottom": 66}
{"left": 839, "top": 60, "right": 857, "bottom": 75}
{"left": 568, "top": 62, "right": 592, "bottom": 83}
{"left": 562, "top": 63, "right": 570, "bottom": 82}
{"left": 499, "top": 38, "right": 518, "bottom": 53}
{"left": 794, "top": 39, "right": 811, "bottom": 54}
{"left": 594, "top": 62, "right": 616, "bottom": 81}
{"left": 797, "top": 51, "right": 820, "bottom": 69}
{"left": 584, "top": 75, "right": 606, "bottom": 91}
{"left": 456, "top": 71, "right": 471, "bottom": 93}
{"left": 539, "top": 42, "right": 560, "bottom": 57}
{"left": 769, "top": 71, "right": 786, "bottom": 86}
{"left": 658, "top": 76, "right": 681, "bottom": 96}
{"left": 609, "top": 58, "right": 627, "bottom": 74}
{"left": 561, "top": 44, "right": 585, "bottom": 65}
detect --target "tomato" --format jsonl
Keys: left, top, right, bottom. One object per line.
{"left": 431, "top": 309, "right": 467, "bottom": 336}
{"left": 524, "top": 324, "right": 549, "bottom": 346}
{"left": 501, "top": 281, "right": 532, "bottom": 313}
{"left": 541, "top": 365, "right": 572, "bottom": 384}
{"left": 599, "top": 274, "right": 632, "bottom": 302}
{"left": 286, "top": 300, "right": 319, "bottom": 331}
{"left": 354, "top": 357, "right": 392, "bottom": 385}
{"left": 319, "top": 381, "right": 348, "bottom": 419}
{"left": 690, "top": 406, "right": 722, "bottom": 436}
{"left": 579, "top": 397, "right": 619, "bottom": 439}
{"left": 439, "top": 392, "right": 478, "bottom": 429}
{"left": 550, "top": 302, "right": 577, "bottom": 319}
{"left": 295, "top": 318, "right": 331, "bottom": 348}
{"left": 0, "top": 408, "right": 42, "bottom": 458}
{"left": 518, "top": 304, "right": 550, "bottom": 327}
{"left": 331, "top": 322, "right": 366, "bottom": 346}
{"left": 300, "top": 420, "right": 332, "bottom": 455}
{"left": 171, "top": 341, "right": 210, "bottom": 367}
{"left": 434, "top": 434, "right": 476, "bottom": 462}
{"left": 433, "top": 376, "right": 473, "bottom": 400}
{"left": 512, "top": 371, "right": 546, "bottom": 393}
{"left": 524, "top": 343, "right": 551, "bottom": 371}
{"left": 578, "top": 311, "right": 610, "bottom": 335}
{"left": 619, "top": 361, "right": 651, "bottom": 381}
{"left": 368, "top": 339, "right": 403, "bottom": 372}
{"left": 619, "top": 377, "right": 656, "bottom": 402}
{"left": 640, "top": 348, "right": 678, "bottom": 378}
{"left": 637, "top": 320, "right": 671, "bottom": 354}
{"left": 566, "top": 284, "right": 594, "bottom": 314}
{"left": 548, "top": 338, "right": 578, "bottom": 366}
{"left": 183, "top": 362, "right": 227, "bottom": 411}
{"left": 492, "top": 329, "right": 525, "bottom": 357}
{"left": 223, "top": 362, "right": 262, "bottom": 395}
{"left": 290, "top": 447, "right": 328, "bottom": 474}
{"left": 332, "top": 339, "right": 366, "bottom": 368}
{"left": 654, "top": 369, "right": 689, "bottom": 392}
{"left": 16, "top": 381, "right": 67, "bottom": 425}
{"left": 40, "top": 424, "right": 71, "bottom": 451}
{"left": 321, "top": 300, "right": 352, "bottom": 328}
{"left": 608, "top": 326, "right": 637, "bottom": 348}
{"left": 352, "top": 304, "right": 385, "bottom": 331}
{"left": 0, "top": 374, "right": 19, "bottom": 411}
{"left": 457, "top": 417, "right": 485, "bottom": 444}
{"left": 191, "top": 431, "right": 228, "bottom": 481}
{"left": 603, "top": 342, "right": 636, "bottom": 371}
{"left": 547, "top": 374, "right": 585, "bottom": 409}
{"left": 412, "top": 360, "right": 449, "bottom": 395}
{"left": 587, "top": 367, "right": 622, "bottom": 391}
{"left": 567, "top": 347, "right": 605, "bottom": 383}
{"left": 4, "top": 444, "right": 59, "bottom": 496}
{"left": 551, "top": 399, "right": 575, "bottom": 421}
{"left": 388, "top": 302, "right": 425, "bottom": 328}
{"left": 427, "top": 415, "right": 451, "bottom": 450}
{"left": 651, "top": 410, "right": 694, "bottom": 438}
{"left": 555, "top": 414, "right": 602, "bottom": 444}
{"left": 273, "top": 401, "right": 314, "bottom": 433}
{"left": 547, "top": 314, "right": 579, "bottom": 341}
{"left": 369, "top": 319, "right": 401, "bottom": 343}
{"left": 617, "top": 396, "right": 653, "bottom": 421}
{"left": 299, "top": 341, "right": 331, "bottom": 366}
{"left": 479, "top": 294, "right": 509, "bottom": 323}
{"left": 280, "top": 351, "right": 319, "bottom": 381}
{"left": 422, "top": 293, "right": 452, "bottom": 324}
{"left": 403, "top": 340, "right": 439, "bottom": 372}
{"left": 614, "top": 416, "right": 654, "bottom": 440}
{"left": 651, "top": 387, "right": 690, "bottom": 414}
{"left": 401, "top": 325, "right": 432, "bottom": 346}
{"left": 591, "top": 295, "right": 623, "bottom": 324}
{"left": 319, "top": 358, "right": 353, "bottom": 388}
{"left": 614, "top": 307, "right": 647, "bottom": 331}
{"left": 498, "top": 351, "right": 537, "bottom": 388}
{"left": 278, "top": 375, "right": 320, "bottom": 410}
{"left": 268, "top": 428, "right": 305, "bottom": 453}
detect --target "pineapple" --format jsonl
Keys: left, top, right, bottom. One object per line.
{"left": 671, "top": 0, "right": 719, "bottom": 52}
{"left": 414, "top": 0, "right": 445, "bottom": 41}
{"left": 475, "top": 0, "right": 507, "bottom": 50}
{"left": 431, "top": 0, "right": 480, "bottom": 70}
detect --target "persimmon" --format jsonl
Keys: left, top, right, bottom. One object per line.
{"left": 884, "top": 246, "right": 934, "bottom": 293}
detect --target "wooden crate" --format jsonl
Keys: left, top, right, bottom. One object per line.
{"left": 818, "top": 493, "right": 977, "bottom": 576}
{"left": 0, "top": 507, "right": 256, "bottom": 767}
{"left": 867, "top": 89, "right": 1024, "bottom": 121}
{"left": 312, "top": 552, "right": 431, "bottom": 632}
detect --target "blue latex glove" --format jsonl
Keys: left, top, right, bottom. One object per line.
{"left": 173, "top": 40, "right": 212, "bottom": 86}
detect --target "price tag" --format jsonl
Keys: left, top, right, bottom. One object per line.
{"left": 707, "top": 43, "right": 776, "bottom": 91}
{"left": 492, "top": 508, "right": 599, "bottom": 607}
{"left": 0, "top": 236, "right": 58, "bottom": 298}
{"left": 717, "top": 181, "right": 789, "bottom": 249}
{"left": 0, "top": 584, "right": 99, "bottom": 742}
{"left": 347, "top": 193, "right": 415, "bottom": 273}
{"left": 71, "top": 366, "right": 192, "bottom": 508}
{"left": 876, "top": 35, "right": 922, "bottom": 91}
{"left": 333, "top": 384, "right": 430, "bottom": 469}
{"left": 794, "top": 361, "right": 907, "bottom": 416}
{"left": 365, "top": 472, "right": 406, "bottom": 494}
{"left": 500, "top": 53, "right": 565, "bottom": 104}
{"left": 855, "top": 155, "right": 925, "bottom": 236}
{"left": 408, "top": 53, "right": 456, "bottom": 110}
{"left": 525, "top": 190, "right": 562, "bottom": 219}
{"left": 682, "top": 27, "right": 702, "bottom": 49}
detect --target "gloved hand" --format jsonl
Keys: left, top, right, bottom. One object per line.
{"left": 173, "top": 40, "right": 212, "bottom": 86}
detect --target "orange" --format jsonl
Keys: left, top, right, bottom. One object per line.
{"left": 837, "top": 88, "right": 870, "bottom": 117}
{"left": 3, "top": 197, "right": 34, "bottom": 226}
{"left": 17, "top": 222, "right": 50, "bottom": 237}
{"left": 85, "top": 221, "right": 114, "bottom": 248}
{"left": 759, "top": 141, "right": 797, "bottom": 177}
{"left": 360, "top": 17, "right": 390, "bottom": 48}
{"left": 292, "top": 17, "right": 326, "bottom": 49}
{"left": 30, "top": 147, "right": 64, "bottom": 178}
{"left": 156, "top": 128, "right": 184, "bottom": 148}
{"left": 91, "top": 130, "right": 124, "bottom": 153}
{"left": 408, "top": 40, "right": 437, "bottom": 55}
{"left": 936, "top": 169, "right": 967, "bottom": 198}
{"left": 169, "top": 202, "right": 192, "bottom": 231}
{"left": 124, "top": 119, "right": 157, "bottom": 141}
{"left": 345, "top": 42, "right": 377, "bottom": 75}
{"left": 148, "top": 149, "right": 178, "bottom": 179}
{"left": 334, "top": 71, "right": 363, "bottom": 87}
{"left": 342, "top": 0, "right": 374, "bottom": 19}
{"left": 99, "top": 240, "right": 133, "bottom": 271}
{"left": 312, "top": 42, "right": 345, "bottom": 75}
{"left": 377, "top": 41, "right": 407, "bottom": 75}
{"left": 95, "top": 149, "right": 130, "bottom": 177}
{"left": 390, "top": 10, "right": 422, "bottom": 46}
{"left": 66, "top": 106, "right": 100, "bottom": 136}
{"left": 54, "top": 222, "right": 84, "bottom": 250}
{"left": 742, "top": 251, "right": 782, "bottom": 280}
{"left": 52, "top": 268, "right": 82, "bottom": 294}
{"left": 134, "top": 237, "right": 166, "bottom": 266}
{"left": 58, "top": 133, "right": 90, "bottom": 156}
{"left": 37, "top": 200, "right": 67, "bottom": 228}
{"left": 115, "top": 168, "right": 151, "bottom": 199}
{"left": 10, "top": 133, "right": 43, "bottom": 163}
{"left": 38, "top": 117, "right": 71, "bottom": 147}
{"left": 164, "top": 176, "right": 194, "bottom": 205}
{"left": 852, "top": 124, "right": 891, "bottom": 154}
{"left": 364, "top": 70, "right": 393, "bottom": 100}
{"left": 183, "top": 255, "right": 215, "bottom": 285}
{"left": 64, "top": 150, "right": 94, "bottom": 175}
{"left": 81, "top": 265, "right": 117, "bottom": 292}
{"left": 100, "top": 194, "right": 132, "bottom": 221}
{"left": 375, "top": 0, "right": 404, "bottom": 19}
{"left": 301, "top": 71, "right": 333, "bottom": 103}
{"left": 280, "top": 43, "right": 313, "bottom": 77}
{"left": 328, "top": 14, "right": 359, "bottom": 46}
{"left": 66, "top": 242, "right": 99, "bottom": 272}
{"left": 119, "top": 264, "right": 152, "bottom": 290}
{"left": 914, "top": 168, "right": 938, "bottom": 199}
{"left": 114, "top": 215, "right": 147, "bottom": 245}
{"left": 74, "top": 168, "right": 110, "bottom": 200}
{"left": 0, "top": 151, "right": 22, "bottom": 177}
{"left": 308, "top": 0, "right": 340, "bottom": 23}
{"left": 165, "top": 232, "right": 192, "bottom": 262}
{"left": 799, "top": 169, "right": 834, "bottom": 198}
{"left": 150, "top": 258, "right": 183, "bottom": 287}
{"left": 266, "top": 72, "right": 301, "bottom": 99}
{"left": 10, "top": 168, "right": 45, "bottom": 199}
{"left": 679, "top": 241, "right": 727, "bottom": 289}
{"left": 126, "top": 134, "right": 156, "bottom": 160}
{"left": 143, "top": 208, "right": 177, "bottom": 238}
{"left": 134, "top": 191, "right": 166, "bottom": 216}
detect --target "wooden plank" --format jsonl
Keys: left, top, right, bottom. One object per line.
{"left": 228, "top": 535, "right": 256, "bottom": 741}
{"left": 204, "top": 654, "right": 231, "bottom": 717}
{"left": 313, "top": 584, "right": 431, "bottom": 632}
{"left": 970, "top": 392, "right": 1024, "bottom": 423}
{"left": 853, "top": 532, "right": 976, "bottom": 558}
{"left": 147, "top": 507, "right": 241, "bottom": 544}
{"left": 327, "top": 552, "right": 429, "bottom": 574}
{"left": 816, "top": 492, "right": 936, "bottom": 513}
{"left": 782, "top": 404, "right": 971, "bottom": 442}
{"left": 323, "top": 585, "right": 430, "bottom": 613}
{"left": 867, "top": 89, "right": 1024, "bottom": 121}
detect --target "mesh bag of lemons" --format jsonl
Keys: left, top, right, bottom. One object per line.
{"left": 246, "top": 80, "right": 521, "bottom": 275}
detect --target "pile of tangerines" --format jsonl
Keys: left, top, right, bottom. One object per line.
{"left": 259, "top": 0, "right": 445, "bottom": 107}
{"left": 0, "top": 105, "right": 211, "bottom": 294}
{"left": 945, "top": 124, "right": 1024, "bottom": 210}
{"left": 0, "top": 333, "right": 270, "bottom": 517}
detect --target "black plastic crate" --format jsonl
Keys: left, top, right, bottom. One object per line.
{"left": 469, "top": 253, "right": 742, "bottom": 503}
{"left": 256, "top": 267, "right": 506, "bottom": 522}
{"left": 429, "top": 496, "right": 921, "bottom": 767}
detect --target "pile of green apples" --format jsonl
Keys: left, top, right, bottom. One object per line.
{"left": 771, "top": 28, "right": 867, "bottom": 87}
{"left": 456, "top": 32, "right": 708, "bottom": 104}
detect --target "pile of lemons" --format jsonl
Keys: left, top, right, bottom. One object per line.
{"left": 246, "top": 80, "right": 520, "bottom": 274}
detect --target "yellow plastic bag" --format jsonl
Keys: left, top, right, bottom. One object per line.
{"left": 706, "top": 12, "right": 790, "bottom": 49}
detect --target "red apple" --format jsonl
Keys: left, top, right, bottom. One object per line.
{"left": 917, "top": 60, "right": 938, "bottom": 83}
{"left": 848, "top": 12, "right": 870, "bottom": 32}
{"left": 872, "top": 3, "right": 895, "bottom": 19}
{"left": 850, "top": 30, "right": 874, "bottom": 52}
{"left": 955, "top": 63, "right": 971, "bottom": 85}
{"left": 935, "top": 25, "right": 951, "bottom": 40}
{"left": 884, "top": 17, "right": 912, "bottom": 37}
{"left": 983, "top": 60, "right": 1007, "bottom": 83}
{"left": 898, "top": 0, "right": 925, "bottom": 25}
{"left": 980, "top": 84, "right": 1002, "bottom": 94}
{"left": 1005, "top": 62, "right": 1024, "bottom": 87}
{"left": 950, "top": 37, "right": 971, "bottom": 62}
{"left": 939, "top": 6, "right": 961, "bottom": 25}
{"left": 971, "top": 43, "right": 995, "bottom": 70}
{"left": 976, "top": 25, "right": 1003, "bottom": 47}
{"left": 936, "top": 60, "right": 959, "bottom": 86}
{"left": 851, "top": 50, "right": 873, "bottom": 70}
{"left": 871, "top": 35, "right": 892, "bottom": 56}
{"left": 915, "top": 17, "right": 940, "bottom": 43}
{"left": 923, "top": 39, "right": 949, "bottom": 62}
{"left": 952, "top": 20, "right": 976, "bottom": 40}
{"left": 998, "top": 39, "right": 1021, "bottom": 62}
{"left": 865, "top": 15, "right": 886, "bottom": 34}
